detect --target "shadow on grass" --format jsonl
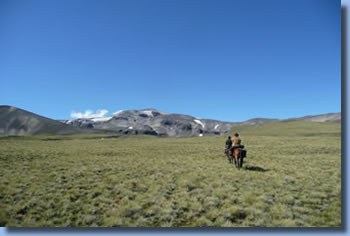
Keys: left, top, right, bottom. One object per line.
{"left": 243, "top": 165, "right": 269, "bottom": 172}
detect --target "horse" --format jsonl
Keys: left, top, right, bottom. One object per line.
{"left": 232, "top": 147, "right": 242, "bottom": 169}
{"left": 229, "top": 145, "right": 246, "bottom": 169}
{"left": 224, "top": 146, "right": 232, "bottom": 163}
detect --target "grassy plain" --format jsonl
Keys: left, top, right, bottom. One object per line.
{"left": 0, "top": 121, "right": 341, "bottom": 227}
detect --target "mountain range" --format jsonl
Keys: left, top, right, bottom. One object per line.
{"left": 0, "top": 105, "right": 341, "bottom": 136}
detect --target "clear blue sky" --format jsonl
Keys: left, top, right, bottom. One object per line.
{"left": 0, "top": 0, "right": 340, "bottom": 121}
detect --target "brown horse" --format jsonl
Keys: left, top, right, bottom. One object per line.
{"left": 230, "top": 146, "right": 246, "bottom": 169}
{"left": 232, "top": 147, "right": 242, "bottom": 169}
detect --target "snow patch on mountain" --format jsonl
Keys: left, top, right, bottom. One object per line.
{"left": 142, "top": 110, "right": 154, "bottom": 117}
{"left": 194, "top": 119, "right": 205, "bottom": 128}
{"left": 113, "top": 110, "right": 123, "bottom": 116}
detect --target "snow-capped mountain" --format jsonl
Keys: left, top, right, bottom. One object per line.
{"left": 62, "top": 109, "right": 239, "bottom": 137}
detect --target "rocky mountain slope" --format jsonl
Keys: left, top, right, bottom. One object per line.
{"left": 62, "top": 109, "right": 241, "bottom": 137}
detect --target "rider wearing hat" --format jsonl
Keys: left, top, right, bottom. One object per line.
{"left": 232, "top": 133, "right": 241, "bottom": 146}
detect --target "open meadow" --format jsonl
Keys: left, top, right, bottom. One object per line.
{"left": 0, "top": 120, "right": 341, "bottom": 227}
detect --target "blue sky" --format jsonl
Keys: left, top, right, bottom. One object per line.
{"left": 0, "top": 0, "right": 340, "bottom": 121}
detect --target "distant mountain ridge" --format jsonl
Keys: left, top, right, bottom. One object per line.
{"left": 0, "top": 105, "right": 341, "bottom": 136}
{"left": 62, "top": 109, "right": 240, "bottom": 137}
{"left": 61, "top": 109, "right": 340, "bottom": 137}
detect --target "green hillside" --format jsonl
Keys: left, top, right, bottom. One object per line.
{"left": 232, "top": 120, "right": 341, "bottom": 137}
{"left": 0, "top": 121, "right": 341, "bottom": 227}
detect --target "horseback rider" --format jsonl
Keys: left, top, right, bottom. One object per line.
{"left": 225, "top": 133, "right": 247, "bottom": 168}
{"left": 225, "top": 136, "right": 232, "bottom": 149}
{"left": 231, "top": 133, "right": 245, "bottom": 168}
{"left": 224, "top": 136, "right": 233, "bottom": 162}
{"left": 232, "top": 133, "right": 242, "bottom": 147}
